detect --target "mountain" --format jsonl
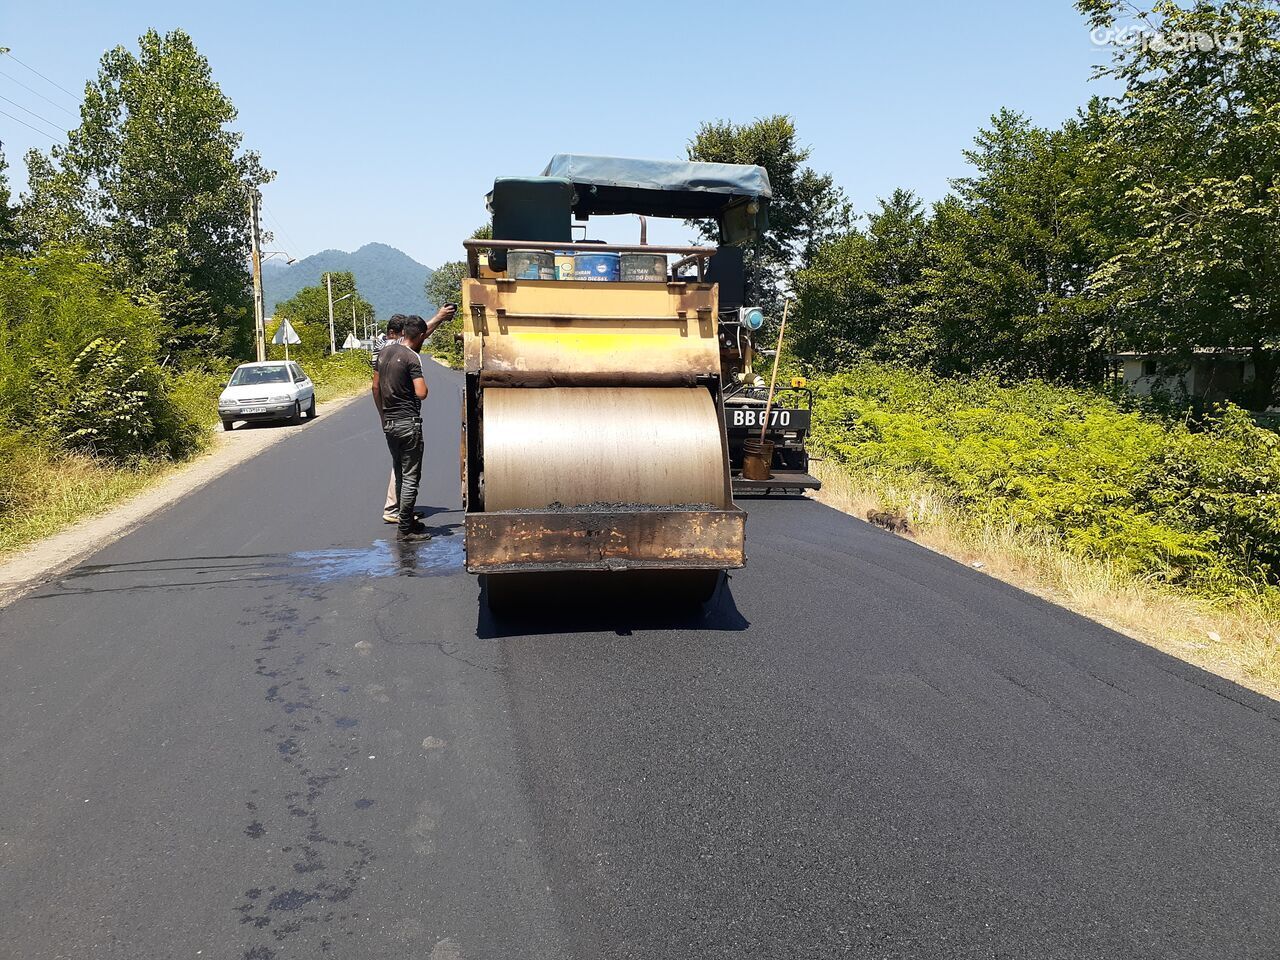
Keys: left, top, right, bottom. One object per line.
{"left": 262, "top": 242, "right": 434, "bottom": 321}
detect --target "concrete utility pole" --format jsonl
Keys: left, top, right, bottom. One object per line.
{"left": 326, "top": 273, "right": 336, "bottom": 355}
{"left": 351, "top": 300, "right": 358, "bottom": 342}
{"left": 249, "top": 193, "right": 267, "bottom": 362}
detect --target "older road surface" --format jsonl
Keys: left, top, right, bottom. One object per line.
{"left": 2, "top": 360, "right": 1278, "bottom": 959}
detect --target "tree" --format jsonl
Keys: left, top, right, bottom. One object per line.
{"left": 688, "top": 116, "right": 850, "bottom": 317}
{"left": 791, "top": 189, "right": 934, "bottom": 368}
{"left": 791, "top": 107, "right": 1119, "bottom": 380}
{"left": 270, "top": 272, "right": 374, "bottom": 360}
{"left": 0, "top": 145, "right": 17, "bottom": 252}
{"left": 0, "top": 246, "right": 204, "bottom": 459}
{"left": 18, "top": 29, "right": 272, "bottom": 363}
{"left": 1078, "top": 0, "right": 1280, "bottom": 407}
{"left": 917, "top": 106, "right": 1120, "bottom": 381}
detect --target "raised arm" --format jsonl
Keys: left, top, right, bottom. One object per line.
{"left": 425, "top": 304, "right": 457, "bottom": 338}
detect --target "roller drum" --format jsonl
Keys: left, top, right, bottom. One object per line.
{"left": 482, "top": 387, "right": 726, "bottom": 511}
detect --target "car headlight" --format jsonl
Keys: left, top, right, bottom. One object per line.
{"left": 268, "top": 394, "right": 291, "bottom": 403}
{"left": 218, "top": 396, "right": 233, "bottom": 407}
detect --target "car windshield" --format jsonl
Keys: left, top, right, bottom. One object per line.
{"left": 229, "top": 365, "right": 291, "bottom": 386}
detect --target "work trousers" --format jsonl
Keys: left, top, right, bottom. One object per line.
{"left": 383, "top": 417, "right": 424, "bottom": 533}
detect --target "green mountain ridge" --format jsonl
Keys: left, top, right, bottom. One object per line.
{"left": 262, "top": 242, "right": 435, "bottom": 321}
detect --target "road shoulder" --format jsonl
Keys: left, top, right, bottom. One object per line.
{"left": 0, "top": 392, "right": 365, "bottom": 609}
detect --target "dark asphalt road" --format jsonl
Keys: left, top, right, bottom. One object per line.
{"left": 3, "top": 360, "right": 1279, "bottom": 959}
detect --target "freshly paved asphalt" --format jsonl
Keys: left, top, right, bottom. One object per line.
{"left": 3, "top": 360, "right": 1279, "bottom": 959}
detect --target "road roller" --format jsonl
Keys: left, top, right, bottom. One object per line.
{"left": 460, "top": 155, "right": 770, "bottom": 607}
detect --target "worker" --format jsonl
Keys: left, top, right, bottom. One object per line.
{"left": 372, "top": 306, "right": 457, "bottom": 539}
{"left": 376, "top": 315, "right": 406, "bottom": 523}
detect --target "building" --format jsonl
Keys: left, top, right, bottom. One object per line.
{"left": 1110, "top": 348, "right": 1254, "bottom": 407}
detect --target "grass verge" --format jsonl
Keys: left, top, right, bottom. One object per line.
{"left": 810, "top": 459, "right": 1280, "bottom": 700}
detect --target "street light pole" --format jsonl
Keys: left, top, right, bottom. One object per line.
{"left": 249, "top": 193, "right": 266, "bottom": 362}
{"left": 326, "top": 273, "right": 336, "bottom": 355}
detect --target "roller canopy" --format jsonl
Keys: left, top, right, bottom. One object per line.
{"left": 540, "top": 154, "right": 771, "bottom": 217}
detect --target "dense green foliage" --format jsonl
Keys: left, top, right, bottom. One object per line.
{"left": 787, "top": 1, "right": 1280, "bottom": 410}
{"left": 0, "top": 147, "right": 17, "bottom": 253}
{"left": 1079, "top": 0, "right": 1280, "bottom": 409}
{"left": 811, "top": 364, "right": 1280, "bottom": 593}
{"left": 794, "top": 107, "right": 1122, "bottom": 382}
{"left": 17, "top": 29, "right": 271, "bottom": 364}
{"left": 0, "top": 247, "right": 211, "bottom": 461}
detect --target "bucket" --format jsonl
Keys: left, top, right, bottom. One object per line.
{"left": 509, "top": 249, "right": 556, "bottom": 281}
{"left": 741, "top": 438, "right": 774, "bottom": 481}
{"left": 554, "top": 253, "right": 575, "bottom": 280}
{"left": 620, "top": 252, "right": 667, "bottom": 282}
{"left": 572, "top": 252, "right": 620, "bottom": 282}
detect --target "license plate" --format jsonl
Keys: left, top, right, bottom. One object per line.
{"left": 726, "top": 407, "right": 810, "bottom": 431}
{"left": 241, "top": 407, "right": 266, "bottom": 414}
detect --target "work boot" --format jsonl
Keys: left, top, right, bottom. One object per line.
{"left": 397, "top": 520, "right": 432, "bottom": 542}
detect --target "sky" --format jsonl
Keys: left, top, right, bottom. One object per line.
{"left": 0, "top": 0, "right": 1120, "bottom": 268}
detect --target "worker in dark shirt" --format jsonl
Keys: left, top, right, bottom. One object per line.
{"left": 372, "top": 308, "right": 455, "bottom": 539}
{"left": 375, "top": 315, "right": 407, "bottom": 523}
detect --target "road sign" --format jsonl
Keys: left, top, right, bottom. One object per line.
{"left": 272, "top": 318, "right": 301, "bottom": 345}
{"left": 272, "top": 317, "right": 301, "bottom": 359}
{"left": 342, "top": 331, "right": 361, "bottom": 350}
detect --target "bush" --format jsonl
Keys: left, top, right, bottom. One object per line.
{"left": 0, "top": 247, "right": 213, "bottom": 461}
{"left": 307, "top": 350, "right": 372, "bottom": 400}
{"left": 29, "top": 337, "right": 154, "bottom": 457}
{"left": 809, "top": 363, "right": 1280, "bottom": 594}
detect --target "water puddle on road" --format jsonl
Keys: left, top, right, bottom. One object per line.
{"left": 288, "top": 535, "right": 464, "bottom": 581}
{"left": 41, "top": 534, "right": 464, "bottom": 598}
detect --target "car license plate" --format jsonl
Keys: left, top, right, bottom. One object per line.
{"left": 727, "top": 407, "right": 810, "bottom": 431}
{"left": 241, "top": 406, "right": 266, "bottom": 414}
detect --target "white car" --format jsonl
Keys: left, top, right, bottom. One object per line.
{"left": 218, "top": 361, "right": 317, "bottom": 431}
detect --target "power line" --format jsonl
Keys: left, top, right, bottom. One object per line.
{"left": 0, "top": 67, "right": 79, "bottom": 118}
{"left": 0, "top": 106, "right": 64, "bottom": 144}
{"left": 262, "top": 201, "right": 305, "bottom": 259}
{"left": 0, "top": 92, "right": 66, "bottom": 138}
{"left": 2, "top": 50, "right": 79, "bottom": 101}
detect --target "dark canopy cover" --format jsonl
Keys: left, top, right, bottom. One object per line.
{"left": 539, "top": 154, "right": 772, "bottom": 220}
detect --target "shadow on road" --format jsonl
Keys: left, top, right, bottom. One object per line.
{"left": 475, "top": 571, "right": 750, "bottom": 639}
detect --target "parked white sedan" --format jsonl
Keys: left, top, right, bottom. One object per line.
{"left": 218, "top": 361, "right": 317, "bottom": 431}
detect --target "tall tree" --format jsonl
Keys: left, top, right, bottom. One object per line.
{"left": 18, "top": 29, "right": 272, "bottom": 363}
{"left": 1078, "top": 0, "right": 1280, "bottom": 407}
{"left": 918, "top": 105, "right": 1120, "bottom": 381}
{"left": 0, "top": 144, "right": 18, "bottom": 252}
{"left": 688, "top": 116, "right": 850, "bottom": 317}
{"left": 791, "top": 189, "right": 933, "bottom": 368}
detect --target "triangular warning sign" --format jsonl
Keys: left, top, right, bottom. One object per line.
{"left": 272, "top": 318, "right": 301, "bottom": 345}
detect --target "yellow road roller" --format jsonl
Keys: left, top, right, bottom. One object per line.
{"left": 461, "top": 154, "right": 772, "bottom": 606}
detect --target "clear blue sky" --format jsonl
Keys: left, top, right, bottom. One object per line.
{"left": 1, "top": 0, "right": 1117, "bottom": 268}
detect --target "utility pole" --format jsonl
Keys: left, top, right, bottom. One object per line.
{"left": 351, "top": 300, "right": 358, "bottom": 343}
{"left": 249, "top": 193, "right": 266, "bottom": 362}
{"left": 326, "top": 273, "right": 336, "bottom": 355}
